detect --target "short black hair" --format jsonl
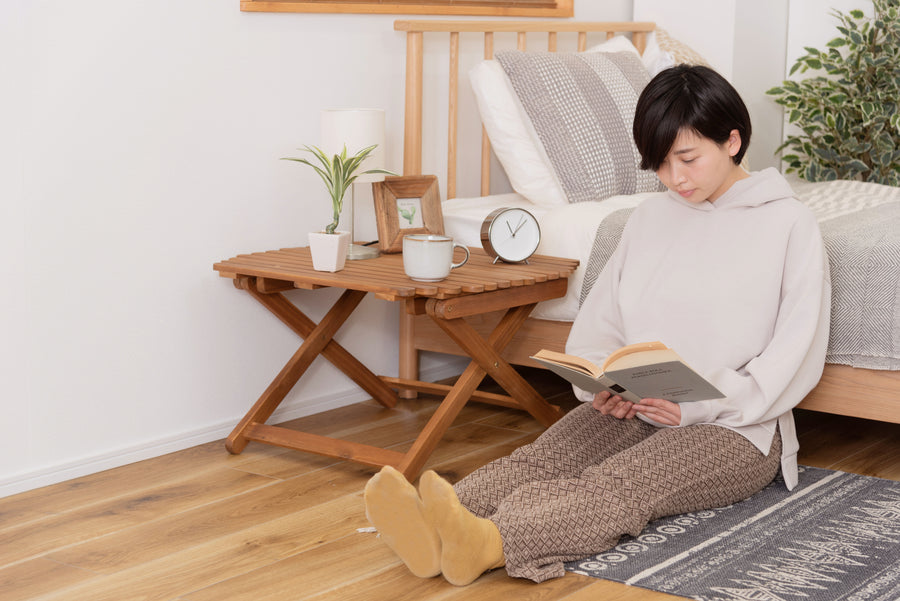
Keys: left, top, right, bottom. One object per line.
{"left": 633, "top": 65, "right": 751, "bottom": 171}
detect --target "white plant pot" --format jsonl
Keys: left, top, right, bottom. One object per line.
{"left": 308, "top": 230, "right": 351, "bottom": 272}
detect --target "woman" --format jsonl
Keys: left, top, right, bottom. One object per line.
{"left": 363, "top": 65, "right": 831, "bottom": 586}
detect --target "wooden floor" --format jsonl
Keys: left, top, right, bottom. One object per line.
{"left": 3, "top": 367, "right": 900, "bottom": 601}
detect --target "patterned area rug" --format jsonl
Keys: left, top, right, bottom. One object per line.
{"left": 565, "top": 466, "right": 900, "bottom": 601}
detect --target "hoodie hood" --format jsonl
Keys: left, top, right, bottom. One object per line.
{"left": 666, "top": 167, "right": 796, "bottom": 212}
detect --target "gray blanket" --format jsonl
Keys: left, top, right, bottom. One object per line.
{"left": 821, "top": 203, "right": 900, "bottom": 369}
{"left": 577, "top": 205, "right": 900, "bottom": 370}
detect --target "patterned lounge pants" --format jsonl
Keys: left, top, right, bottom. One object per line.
{"left": 453, "top": 403, "right": 782, "bottom": 583}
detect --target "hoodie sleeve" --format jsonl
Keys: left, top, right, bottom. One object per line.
{"left": 679, "top": 214, "right": 831, "bottom": 428}
{"left": 564, "top": 227, "right": 631, "bottom": 403}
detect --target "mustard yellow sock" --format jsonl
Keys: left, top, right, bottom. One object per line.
{"left": 364, "top": 466, "right": 441, "bottom": 578}
{"left": 419, "top": 470, "right": 505, "bottom": 586}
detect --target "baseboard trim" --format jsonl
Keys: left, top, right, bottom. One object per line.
{"left": 0, "top": 361, "right": 466, "bottom": 498}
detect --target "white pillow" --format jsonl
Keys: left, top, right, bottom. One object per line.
{"left": 640, "top": 32, "right": 676, "bottom": 76}
{"left": 469, "top": 60, "right": 568, "bottom": 207}
{"left": 470, "top": 35, "right": 666, "bottom": 207}
{"left": 586, "top": 35, "right": 643, "bottom": 57}
{"left": 587, "top": 33, "right": 675, "bottom": 75}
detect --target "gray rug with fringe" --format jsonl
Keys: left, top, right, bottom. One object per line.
{"left": 565, "top": 466, "right": 900, "bottom": 601}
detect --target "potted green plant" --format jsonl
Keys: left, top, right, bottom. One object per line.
{"left": 283, "top": 144, "right": 394, "bottom": 272}
{"left": 766, "top": 0, "right": 900, "bottom": 185}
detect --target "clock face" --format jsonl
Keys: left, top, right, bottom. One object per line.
{"left": 481, "top": 208, "right": 541, "bottom": 263}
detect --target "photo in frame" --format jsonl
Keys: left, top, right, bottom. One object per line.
{"left": 372, "top": 175, "right": 444, "bottom": 253}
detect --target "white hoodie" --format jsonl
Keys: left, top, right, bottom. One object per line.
{"left": 566, "top": 168, "right": 830, "bottom": 490}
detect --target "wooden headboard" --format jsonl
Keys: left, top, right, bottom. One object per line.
{"left": 393, "top": 20, "right": 656, "bottom": 200}
{"left": 393, "top": 19, "right": 657, "bottom": 394}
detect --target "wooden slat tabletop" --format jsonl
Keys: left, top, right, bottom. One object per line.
{"left": 214, "top": 247, "right": 579, "bottom": 301}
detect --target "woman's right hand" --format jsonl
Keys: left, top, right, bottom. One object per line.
{"left": 592, "top": 391, "right": 639, "bottom": 419}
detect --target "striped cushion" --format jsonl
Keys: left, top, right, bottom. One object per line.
{"left": 495, "top": 50, "right": 664, "bottom": 204}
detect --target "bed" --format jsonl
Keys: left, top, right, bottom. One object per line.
{"left": 392, "top": 19, "right": 900, "bottom": 425}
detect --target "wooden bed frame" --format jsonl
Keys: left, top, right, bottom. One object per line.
{"left": 393, "top": 19, "right": 900, "bottom": 425}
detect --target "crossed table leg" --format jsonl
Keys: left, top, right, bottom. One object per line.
{"left": 226, "top": 277, "right": 563, "bottom": 480}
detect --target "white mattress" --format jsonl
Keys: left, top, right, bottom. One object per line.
{"left": 443, "top": 177, "right": 900, "bottom": 323}
{"left": 441, "top": 191, "right": 655, "bottom": 321}
{"left": 444, "top": 180, "right": 900, "bottom": 370}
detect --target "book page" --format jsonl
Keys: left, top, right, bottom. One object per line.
{"left": 601, "top": 341, "right": 669, "bottom": 370}
{"left": 531, "top": 349, "right": 601, "bottom": 377}
{"left": 604, "top": 348, "right": 681, "bottom": 371}
{"left": 535, "top": 360, "right": 644, "bottom": 403}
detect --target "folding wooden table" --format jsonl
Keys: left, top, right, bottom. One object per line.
{"left": 213, "top": 246, "right": 579, "bottom": 480}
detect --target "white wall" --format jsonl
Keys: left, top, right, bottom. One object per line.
{"left": 1, "top": 0, "right": 29, "bottom": 495}
{"left": 787, "top": 0, "right": 873, "bottom": 65}
{"left": 635, "top": 0, "right": 739, "bottom": 79}
{"left": 1, "top": 0, "right": 636, "bottom": 496}
{"left": 633, "top": 0, "right": 790, "bottom": 171}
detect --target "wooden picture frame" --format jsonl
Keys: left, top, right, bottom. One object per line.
{"left": 240, "top": 1, "right": 573, "bottom": 17}
{"left": 373, "top": 175, "right": 444, "bottom": 253}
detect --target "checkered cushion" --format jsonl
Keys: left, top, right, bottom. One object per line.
{"left": 494, "top": 50, "right": 664, "bottom": 204}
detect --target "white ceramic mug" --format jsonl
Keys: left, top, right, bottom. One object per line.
{"left": 402, "top": 234, "right": 469, "bottom": 282}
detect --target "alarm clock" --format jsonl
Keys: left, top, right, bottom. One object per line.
{"left": 480, "top": 207, "right": 541, "bottom": 264}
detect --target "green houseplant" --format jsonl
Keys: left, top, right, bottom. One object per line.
{"left": 766, "top": 0, "right": 900, "bottom": 185}
{"left": 283, "top": 144, "right": 393, "bottom": 234}
{"left": 283, "top": 144, "right": 394, "bottom": 271}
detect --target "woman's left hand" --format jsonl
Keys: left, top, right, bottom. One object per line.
{"left": 633, "top": 398, "right": 682, "bottom": 426}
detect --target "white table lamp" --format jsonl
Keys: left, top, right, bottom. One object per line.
{"left": 320, "top": 108, "right": 386, "bottom": 260}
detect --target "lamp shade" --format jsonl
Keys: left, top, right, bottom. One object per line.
{"left": 320, "top": 108, "right": 386, "bottom": 184}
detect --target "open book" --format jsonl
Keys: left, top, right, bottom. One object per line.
{"left": 530, "top": 341, "right": 725, "bottom": 404}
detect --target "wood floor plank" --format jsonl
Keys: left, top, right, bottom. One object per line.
{"left": 469, "top": 403, "right": 554, "bottom": 433}
{"left": 0, "top": 557, "right": 95, "bottom": 601}
{"left": 222, "top": 397, "right": 447, "bottom": 479}
{"left": 44, "top": 462, "right": 373, "bottom": 575}
{"left": 199, "top": 399, "right": 443, "bottom": 481}
{"left": 0, "top": 506, "right": 57, "bottom": 532}
{"left": 179, "top": 529, "right": 395, "bottom": 601}
{"left": 236, "top": 410, "right": 533, "bottom": 482}
{"left": 398, "top": 422, "right": 535, "bottom": 475}
{"left": 561, "top": 579, "right": 684, "bottom": 600}
{"left": 0, "top": 467, "right": 275, "bottom": 566}
{"left": 472, "top": 412, "right": 545, "bottom": 433}
{"left": 33, "top": 493, "right": 368, "bottom": 601}
{"left": 305, "top": 563, "right": 595, "bottom": 601}
{"left": 423, "top": 431, "right": 542, "bottom": 483}
{"left": 223, "top": 396, "right": 439, "bottom": 468}
{"left": 829, "top": 427, "right": 900, "bottom": 479}
{"left": 0, "top": 441, "right": 225, "bottom": 524}
{"left": 230, "top": 447, "right": 342, "bottom": 480}
{"left": 436, "top": 567, "right": 594, "bottom": 600}
{"left": 303, "top": 564, "right": 460, "bottom": 601}
{"left": 279, "top": 394, "right": 500, "bottom": 439}
{"left": 796, "top": 412, "right": 897, "bottom": 470}
{"left": 335, "top": 400, "right": 515, "bottom": 449}
{"left": 0, "top": 441, "right": 286, "bottom": 530}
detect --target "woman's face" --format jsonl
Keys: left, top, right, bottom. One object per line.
{"left": 655, "top": 128, "right": 745, "bottom": 203}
